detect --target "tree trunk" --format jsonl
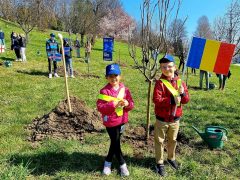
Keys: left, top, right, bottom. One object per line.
{"left": 146, "top": 79, "right": 153, "bottom": 139}
{"left": 24, "top": 32, "right": 29, "bottom": 44}
{"left": 80, "top": 33, "right": 84, "bottom": 47}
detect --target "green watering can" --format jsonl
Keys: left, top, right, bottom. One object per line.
{"left": 4, "top": 60, "right": 12, "bottom": 67}
{"left": 191, "top": 126, "right": 228, "bottom": 149}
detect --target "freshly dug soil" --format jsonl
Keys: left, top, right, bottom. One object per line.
{"left": 57, "top": 66, "right": 100, "bottom": 78}
{"left": 123, "top": 125, "right": 190, "bottom": 158}
{"left": 27, "top": 97, "right": 103, "bottom": 142}
{"left": 57, "top": 66, "right": 80, "bottom": 76}
{"left": 27, "top": 96, "right": 190, "bottom": 155}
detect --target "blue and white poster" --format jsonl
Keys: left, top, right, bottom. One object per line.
{"left": 103, "top": 37, "right": 114, "bottom": 61}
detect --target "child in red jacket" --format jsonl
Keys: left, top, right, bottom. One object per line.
{"left": 153, "top": 55, "right": 189, "bottom": 177}
{"left": 97, "top": 63, "right": 134, "bottom": 176}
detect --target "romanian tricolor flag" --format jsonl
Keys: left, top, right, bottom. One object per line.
{"left": 186, "top": 37, "right": 236, "bottom": 75}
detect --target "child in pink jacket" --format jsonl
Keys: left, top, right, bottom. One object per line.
{"left": 97, "top": 63, "right": 134, "bottom": 176}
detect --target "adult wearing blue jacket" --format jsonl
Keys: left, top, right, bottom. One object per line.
{"left": 46, "top": 33, "right": 59, "bottom": 78}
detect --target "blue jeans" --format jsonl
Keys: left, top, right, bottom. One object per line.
{"left": 65, "top": 57, "right": 73, "bottom": 76}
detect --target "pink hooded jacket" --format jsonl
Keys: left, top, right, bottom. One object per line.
{"left": 97, "top": 83, "right": 134, "bottom": 127}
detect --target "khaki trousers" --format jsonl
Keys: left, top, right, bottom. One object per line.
{"left": 154, "top": 120, "right": 179, "bottom": 164}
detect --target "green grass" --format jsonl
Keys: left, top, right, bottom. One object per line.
{"left": 1, "top": 18, "right": 240, "bottom": 179}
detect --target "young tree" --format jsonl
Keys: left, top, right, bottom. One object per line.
{"left": 69, "top": 0, "right": 94, "bottom": 46}
{"left": 99, "top": 7, "right": 136, "bottom": 41}
{"left": 89, "top": 0, "right": 122, "bottom": 44}
{"left": 13, "top": 0, "right": 57, "bottom": 42}
{"left": 128, "top": 0, "right": 182, "bottom": 139}
{"left": 0, "top": 0, "right": 15, "bottom": 21}
{"left": 212, "top": 0, "right": 240, "bottom": 58}
{"left": 225, "top": 0, "right": 240, "bottom": 56}
{"left": 167, "top": 18, "right": 188, "bottom": 71}
{"left": 212, "top": 17, "right": 227, "bottom": 41}
{"left": 194, "top": 15, "right": 213, "bottom": 39}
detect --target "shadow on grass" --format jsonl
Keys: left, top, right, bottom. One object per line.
{"left": 16, "top": 69, "right": 48, "bottom": 77}
{"left": 188, "top": 86, "right": 210, "bottom": 91}
{"left": 9, "top": 151, "right": 154, "bottom": 176}
{"left": 92, "top": 48, "right": 103, "bottom": 52}
{"left": 0, "top": 56, "right": 15, "bottom": 61}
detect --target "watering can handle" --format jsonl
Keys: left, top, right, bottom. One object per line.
{"left": 206, "top": 126, "right": 228, "bottom": 136}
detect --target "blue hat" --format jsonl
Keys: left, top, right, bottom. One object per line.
{"left": 106, "top": 64, "right": 121, "bottom": 76}
{"left": 159, "top": 54, "right": 175, "bottom": 63}
{"left": 50, "top": 33, "right": 55, "bottom": 37}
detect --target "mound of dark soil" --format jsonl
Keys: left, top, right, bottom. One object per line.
{"left": 27, "top": 97, "right": 103, "bottom": 142}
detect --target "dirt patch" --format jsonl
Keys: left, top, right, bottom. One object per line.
{"left": 27, "top": 97, "right": 104, "bottom": 142}
{"left": 123, "top": 125, "right": 191, "bottom": 158}
{"left": 80, "top": 74, "right": 100, "bottom": 79}
{"left": 57, "top": 66, "right": 100, "bottom": 79}
{"left": 57, "top": 66, "right": 80, "bottom": 76}
{"left": 123, "top": 125, "right": 154, "bottom": 158}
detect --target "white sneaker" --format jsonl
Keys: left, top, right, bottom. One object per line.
{"left": 54, "top": 73, "right": 59, "bottom": 78}
{"left": 49, "top": 73, "right": 52, "bottom": 78}
{"left": 102, "top": 161, "right": 111, "bottom": 175}
{"left": 120, "top": 163, "right": 129, "bottom": 176}
{"left": 70, "top": 75, "right": 75, "bottom": 78}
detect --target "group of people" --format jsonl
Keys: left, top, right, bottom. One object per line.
{"left": 11, "top": 32, "right": 27, "bottom": 62}
{"left": 46, "top": 33, "right": 92, "bottom": 78}
{"left": 178, "top": 59, "right": 230, "bottom": 90}
{"left": 97, "top": 55, "right": 190, "bottom": 177}
{"left": 199, "top": 69, "right": 231, "bottom": 90}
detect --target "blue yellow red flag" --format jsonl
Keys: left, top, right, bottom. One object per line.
{"left": 186, "top": 37, "right": 236, "bottom": 75}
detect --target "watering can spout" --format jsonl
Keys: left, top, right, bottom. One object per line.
{"left": 191, "top": 126, "right": 204, "bottom": 139}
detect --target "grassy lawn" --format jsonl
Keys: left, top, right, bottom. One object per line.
{"left": 0, "top": 19, "right": 240, "bottom": 179}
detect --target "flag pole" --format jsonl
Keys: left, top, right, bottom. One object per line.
{"left": 58, "top": 33, "right": 72, "bottom": 113}
{"left": 173, "top": 37, "right": 193, "bottom": 116}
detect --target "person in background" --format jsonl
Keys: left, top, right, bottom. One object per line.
{"left": 191, "top": 68, "right": 196, "bottom": 75}
{"left": 85, "top": 40, "right": 91, "bottom": 63}
{"left": 75, "top": 38, "right": 81, "bottom": 58}
{"left": 178, "top": 54, "right": 185, "bottom": 73}
{"left": 19, "top": 34, "right": 27, "bottom": 62}
{"left": 46, "top": 33, "right": 59, "bottom": 78}
{"left": 217, "top": 70, "right": 231, "bottom": 90}
{"left": 199, "top": 70, "right": 209, "bottom": 90}
{"left": 11, "top": 32, "right": 21, "bottom": 61}
{"left": 61, "top": 38, "right": 74, "bottom": 78}
{"left": 153, "top": 54, "right": 189, "bottom": 177}
{"left": 97, "top": 64, "right": 134, "bottom": 177}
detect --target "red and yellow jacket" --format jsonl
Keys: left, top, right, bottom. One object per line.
{"left": 153, "top": 74, "right": 190, "bottom": 122}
